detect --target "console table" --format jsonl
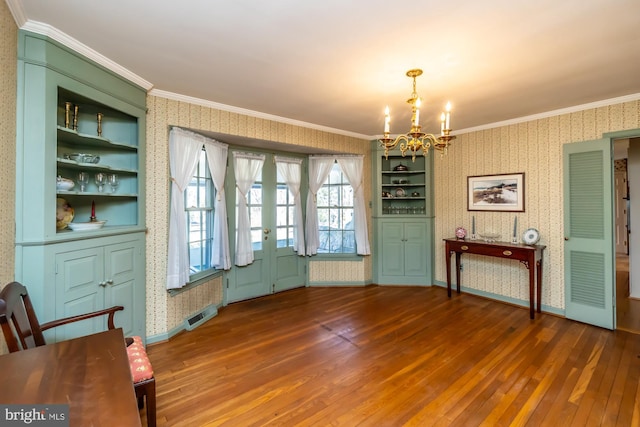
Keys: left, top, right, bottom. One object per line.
{"left": 444, "top": 238, "right": 546, "bottom": 319}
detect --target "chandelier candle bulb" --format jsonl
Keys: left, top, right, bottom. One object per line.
{"left": 440, "top": 113, "right": 446, "bottom": 135}
{"left": 445, "top": 102, "right": 451, "bottom": 129}
{"left": 384, "top": 106, "right": 390, "bottom": 133}
{"left": 414, "top": 98, "right": 421, "bottom": 127}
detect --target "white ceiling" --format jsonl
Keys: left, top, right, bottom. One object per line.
{"left": 7, "top": 0, "right": 640, "bottom": 139}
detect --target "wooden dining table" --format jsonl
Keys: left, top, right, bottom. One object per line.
{"left": 0, "top": 328, "right": 141, "bottom": 426}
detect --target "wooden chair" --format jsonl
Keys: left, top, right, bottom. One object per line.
{"left": 0, "top": 281, "right": 156, "bottom": 427}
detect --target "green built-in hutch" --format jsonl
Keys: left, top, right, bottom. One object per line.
{"left": 371, "top": 142, "right": 434, "bottom": 285}
{"left": 15, "top": 30, "right": 147, "bottom": 342}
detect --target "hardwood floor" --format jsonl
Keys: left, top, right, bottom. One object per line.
{"left": 143, "top": 286, "right": 640, "bottom": 426}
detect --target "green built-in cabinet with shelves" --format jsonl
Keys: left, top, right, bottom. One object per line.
{"left": 15, "top": 30, "right": 147, "bottom": 341}
{"left": 372, "top": 142, "right": 434, "bottom": 285}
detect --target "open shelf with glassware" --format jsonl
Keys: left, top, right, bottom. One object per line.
{"left": 54, "top": 87, "right": 141, "bottom": 233}
{"left": 378, "top": 154, "right": 430, "bottom": 217}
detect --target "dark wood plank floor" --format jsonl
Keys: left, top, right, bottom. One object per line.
{"left": 143, "top": 286, "right": 640, "bottom": 426}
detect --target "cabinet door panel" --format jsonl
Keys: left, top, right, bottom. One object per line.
{"left": 55, "top": 247, "right": 105, "bottom": 341}
{"left": 404, "top": 223, "right": 428, "bottom": 277}
{"left": 381, "top": 222, "right": 405, "bottom": 277}
{"left": 105, "top": 241, "right": 141, "bottom": 338}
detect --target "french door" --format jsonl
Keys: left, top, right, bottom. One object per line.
{"left": 226, "top": 151, "right": 306, "bottom": 303}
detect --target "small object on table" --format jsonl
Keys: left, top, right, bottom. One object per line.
{"left": 455, "top": 227, "right": 467, "bottom": 240}
{"left": 512, "top": 216, "right": 518, "bottom": 244}
{"left": 522, "top": 228, "right": 540, "bottom": 245}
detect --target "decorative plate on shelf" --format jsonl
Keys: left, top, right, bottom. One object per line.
{"left": 395, "top": 188, "right": 406, "bottom": 197}
{"left": 56, "top": 198, "right": 74, "bottom": 230}
{"left": 455, "top": 227, "right": 467, "bottom": 240}
{"left": 522, "top": 228, "right": 540, "bottom": 245}
{"left": 68, "top": 220, "right": 107, "bottom": 231}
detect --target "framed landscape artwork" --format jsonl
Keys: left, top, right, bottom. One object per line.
{"left": 467, "top": 173, "right": 525, "bottom": 212}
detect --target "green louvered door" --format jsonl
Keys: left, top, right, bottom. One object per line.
{"left": 563, "top": 138, "right": 614, "bottom": 329}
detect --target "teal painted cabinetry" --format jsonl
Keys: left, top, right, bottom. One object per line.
{"left": 372, "top": 143, "right": 434, "bottom": 285}
{"left": 14, "top": 31, "right": 147, "bottom": 341}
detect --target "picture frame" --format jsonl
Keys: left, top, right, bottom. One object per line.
{"left": 467, "top": 173, "right": 525, "bottom": 212}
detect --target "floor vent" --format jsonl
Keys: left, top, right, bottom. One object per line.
{"left": 184, "top": 305, "right": 217, "bottom": 331}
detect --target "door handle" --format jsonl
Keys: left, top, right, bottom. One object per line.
{"left": 564, "top": 237, "right": 569, "bottom": 241}
{"left": 264, "top": 228, "right": 271, "bottom": 234}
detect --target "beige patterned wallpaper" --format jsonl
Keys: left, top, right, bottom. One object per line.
{"left": 0, "top": 2, "right": 16, "bottom": 287}
{"left": 145, "top": 95, "right": 371, "bottom": 338}
{"left": 434, "top": 101, "right": 640, "bottom": 311}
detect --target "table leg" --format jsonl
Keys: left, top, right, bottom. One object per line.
{"left": 537, "top": 258, "right": 543, "bottom": 313}
{"left": 455, "top": 252, "right": 461, "bottom": 294}
{"left": 528, "top": 256, "right": 535, "bottom": 319}
{"left": 446, "top": 249, "right": 452, "bottom": 297}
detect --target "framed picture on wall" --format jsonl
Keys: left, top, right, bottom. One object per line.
{"left": 467, "top": 173, "right": 525, "bottom": 212}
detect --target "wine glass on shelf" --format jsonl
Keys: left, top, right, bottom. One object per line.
{"left": 77, "top": 172, "right": 89, "bottom": 192}
{"left": 95, "top": 172, "right": 106, "bottom": 192}
{"left": 107, "top": 174, "right": 119, "bottom": 193}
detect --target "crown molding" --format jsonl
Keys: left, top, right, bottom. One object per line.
{"left": 149, "top": 89, "right": 371, "bottom": 141}
{"left": 18, "top": 19, "right": 153, "bottom": 91}
{"left": 5, "top": 0, "right": 26, "bottom": 27}
{"left": 454, "top": 92, "right": 640, "bottom": 135}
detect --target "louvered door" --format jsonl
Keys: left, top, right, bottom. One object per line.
{"left": 563, "top": 138, "right": 614, "bottom": 329}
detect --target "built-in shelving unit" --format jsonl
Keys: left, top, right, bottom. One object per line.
{"left": 15, "top": 30, "right": 147, "bottom": 342}
{"left": 372, "top": 142, "right": 435, "bottom": 286}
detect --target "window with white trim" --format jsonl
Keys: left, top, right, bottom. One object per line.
{"left": 316, "top": 162, "right": 355, "bottom": 253}
{"left": 185, "top": 149, "right": 215, "bottom": 277}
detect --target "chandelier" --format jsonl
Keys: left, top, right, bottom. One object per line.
{"left": 378, "top": 69, "right": 455, "bottom": 161}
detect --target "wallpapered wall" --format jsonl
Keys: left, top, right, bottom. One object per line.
{"left": 433, "top": 101, "right": 640, "bottom": 312}
{"left": 0, "top": 1, "right": 16, "bottom": 286}
{"left": 145, "top": 95, "right": 371, "bottom": 338}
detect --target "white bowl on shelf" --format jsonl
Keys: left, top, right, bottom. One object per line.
{"left": 67, "top": 220, "right": 107, "bottom": 231}
{"left": 56, "top": 176, "right": 75, "bottom": 191}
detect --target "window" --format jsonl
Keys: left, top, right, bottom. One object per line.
{"left": 276, "top": 173, "right": 295, "bottom": 249}
{"left": 248, "top": 182, "right": 263, "bottom": 251}
{"left": 316, "top": 162, "right": 355, "bottom": 253}
{"left": 185, "top": 149, "right": 215, "bottom": 277}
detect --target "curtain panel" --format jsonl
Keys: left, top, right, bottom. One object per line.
{"left": 275, "top": 156, "right": 305, "bottom": 255}
{"left": 233, "top": 152, "right": 265, "bottom": 266}
{"left": 204, "top": 140, "right": 231, "bottom": 270}
{"left": 166, "top": 127, "right": 207, "bottom": 289}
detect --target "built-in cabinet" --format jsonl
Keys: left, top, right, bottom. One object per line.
{"left": 15, "top": 31, "right": 147, "bottom": 341}
{"left": 372, "top": 143, "right": 434, "bottom": 285}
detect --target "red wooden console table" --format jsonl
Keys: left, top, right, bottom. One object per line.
{"left": 444, "top": 238, "right": 546, "bottom": 319}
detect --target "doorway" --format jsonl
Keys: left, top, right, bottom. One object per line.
{"left": 615, "top": 137, "right": 640, "bottom": 333}
{"left": 225, "top": 149, "right": 307, "bottom": 303}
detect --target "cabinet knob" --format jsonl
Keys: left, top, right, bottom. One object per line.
{"left": 99, "top": 281, "right": 107, "bottom": 287}
{"left": 106, "top": 279, "right": 114, "bottom": 285}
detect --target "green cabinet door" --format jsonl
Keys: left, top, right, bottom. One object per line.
{"left": 378, "top": 219, "right": 431, "bottom": 285}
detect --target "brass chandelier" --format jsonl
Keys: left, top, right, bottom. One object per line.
{"left": 379, "top": 69, "right": 455, "bottom": 161}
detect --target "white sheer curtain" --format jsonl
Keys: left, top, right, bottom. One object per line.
{"left": 167, "top": 128, "right": 205, "bottom": 290}
{"left": 233, "top": 152, "right": 265, "bottom": 266}
{"left": 275, "top": 156, "right": 305, "bottom": 255}
{"left": 305, "top": 156, "right": 336, "bottom": 255}
{"left": 337, "top": 156, "right": 371, "bottom": 255}
{"left": 204, "top": 140, "right": 231, "bottom": 270}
